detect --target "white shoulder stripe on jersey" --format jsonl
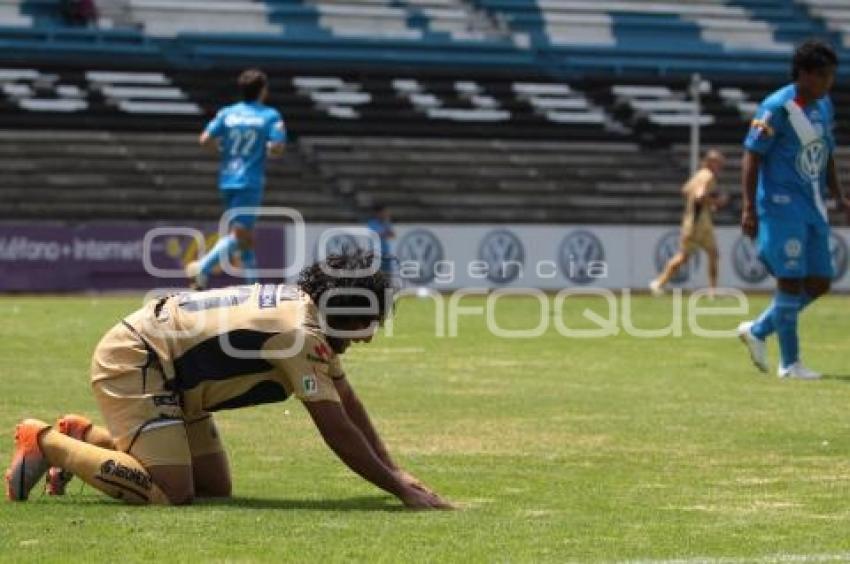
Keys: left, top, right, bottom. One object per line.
{"left": 783, "top": 99, "right": 818, "bottom": 145}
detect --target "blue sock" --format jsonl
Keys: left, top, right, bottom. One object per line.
{"left": 773, "top": 290, "right": 802, "bottom": 368}
{"left": 199, "top": 234, "right": 237, "bottom": 276}
{"left": 241, "top": 248, "right": 258, "bottom": 284}
{"left": 751, "top": 291, "right": 813, "bottom": 340}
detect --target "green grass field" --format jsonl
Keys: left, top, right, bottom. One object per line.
{"left": 1, "top": 293, "right": 850, "bottom": 563}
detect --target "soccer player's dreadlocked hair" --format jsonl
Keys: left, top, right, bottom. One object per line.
{"left": 297, "top": 250, "right": 394, "bottom": 327}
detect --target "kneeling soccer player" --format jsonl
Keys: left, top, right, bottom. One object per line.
{"left": 5, "top": 251, "right": 452, "bottom": 509}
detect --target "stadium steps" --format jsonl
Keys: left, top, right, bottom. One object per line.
{"left": 299, "top": 136, "right": 688, "bottom": 224}
{"left": 0, "top": 129, "right": 359, "bottom": 222}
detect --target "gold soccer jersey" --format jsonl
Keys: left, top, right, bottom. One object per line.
{"left": 90, "top": 284, "right": 344, "bottom": 462}
{"left": 680, "top": 167, "right": 718, "bottom": 253}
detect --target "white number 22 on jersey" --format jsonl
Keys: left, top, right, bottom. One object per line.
{"left": 228, "top": 129, "right": 258, "bottom": 157}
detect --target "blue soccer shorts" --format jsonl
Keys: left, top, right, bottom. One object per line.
{"left": 220, "top": 189, "right": 264, "bottom": 230}
{"left": 757, "top": 216, "right": 833, "bottom": 279}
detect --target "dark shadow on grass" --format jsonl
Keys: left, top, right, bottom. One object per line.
{"left": 43, "top": 493, "right": 405, "bottom": 512}
{"left": 820, "top": 374, "right": 850, "bottom": 382}
{"left": 193, "top": 495, "right": 406, "bottom": 512}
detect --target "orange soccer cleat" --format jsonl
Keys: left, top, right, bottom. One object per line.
{"left": 5, "top": 419, "right": 50, "bottom": 502}
{"left": 45, "top": 414, "right": 92, "bottom": 496}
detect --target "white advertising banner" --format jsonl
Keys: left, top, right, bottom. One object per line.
{"left": 288, "top": 224, "right": 850, "bottom": 291}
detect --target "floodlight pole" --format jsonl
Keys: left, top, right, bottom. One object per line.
{"left": 689, "top": 73, "right": 701, "bottom": 175}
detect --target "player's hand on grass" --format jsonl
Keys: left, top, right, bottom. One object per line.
{"left": 741, "top": 206, "right": 758, "bottom": 239}
{"left": 399, "top": 485, "right": 455, "bottom": 510}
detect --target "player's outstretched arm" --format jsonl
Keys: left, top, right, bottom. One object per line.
{"left": 333, "top": 377, "right": 439, "bottom": 496}
{"left": 741, "top": 150, "right": 760, "bottom": 238}
{"left": 304, "top": 400, "right": 452, "bottom": 509}
{"left": 333, "top": 376, "right": 396, "bottom": 470}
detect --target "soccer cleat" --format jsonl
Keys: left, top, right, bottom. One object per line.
{"left": 5, "top": 419, "right": 50, "bottom": 501}
{"left": 649, "top": 279, "right": 664, "bottom": 297}
{"left": 778, "top": 361, "right": 822, "bottom": 380}
{"left": 45, "top": 414, "right": 92, "bottom": 496}
{"left": 737, "top": 321, "right": 768, "bottom": 373}
{"left": 185, "top": 260, "right": 208, "bottom": 291}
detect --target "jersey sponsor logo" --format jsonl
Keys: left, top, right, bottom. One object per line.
{"left": 559, "top": 230, "right": 605, "bottom": 285}
{"left": 396, "top": 229, "right": 444, "bottom": 284}
{"left": 223, "top": 114, "right": 265, "bottom": 128}
{"left": 478, "top": 229, "right": 525, "bottom": 285}
{"left": 654, "top": 230, "right": 700, "bottom": 284}
{"left": 732, "top": 236, "right": 769, "bottom": 284}
{"left": 784, "top": 238, "right": 802, "bottom": 259}
{"left": 258, "top": 284, "right": 278, "bottom": 309}
{"left": 178, "top": 287, "right": 253, "bottom": 312}
{"left": 830, "top": 232, "right": 849, "bottom": 281}
{"left": 302, "top": 374, "right": 318, "bottom": 395}
{"left": 796, "top": 139, "right": 828, "bottom": 181}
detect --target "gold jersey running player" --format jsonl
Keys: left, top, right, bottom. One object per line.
{"left": 650, "top": 149, "right": 729, "bottom": 296}
{"left": 5, "top": 252, "right": 452, "bottom": 509}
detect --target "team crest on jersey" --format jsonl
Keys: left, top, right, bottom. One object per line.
{"left": 784, "top": 238, "right": 803, "bottom": 259}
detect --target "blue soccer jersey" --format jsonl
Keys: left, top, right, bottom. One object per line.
{"left": 367, "top": 218, "right": 393, "bottom": 258}
{"left": 204, "top": 101, "right": 286, "bottom": 191}
{"left": 744, "top": 83, "right": 835, "bottom": 226}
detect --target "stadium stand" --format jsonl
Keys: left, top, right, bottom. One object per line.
{"left": 129, "top": 0, "right": 280, "bottom": 37}
{"left": 0, "top": 64, "right": 779, "bottom": 225}
{"left": 0, "top": 129, "right": 354, "bottom": 221}
{"left": 0, "top": 2, "right": 848, "bottom": 226}
{"left": 300, "top": 137, "right": 691, "bottom": 223}
{"left": 798, "top": 0, "right": 850, "bottom": 48}
{"left": 0, "top": 0, "right": 32, "bottom": 26}
{"left": 2, "top": 0, "right": 845, "bottom": 74}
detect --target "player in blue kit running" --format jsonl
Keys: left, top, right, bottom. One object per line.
{"left": 187, "top": 69, "right": 286, "bottom": 289}
{"left": 737, "top": 40, "right": 850, "bottom": 379}
{"left": 366, "top": 204, "right": 396, "bottom": 276}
